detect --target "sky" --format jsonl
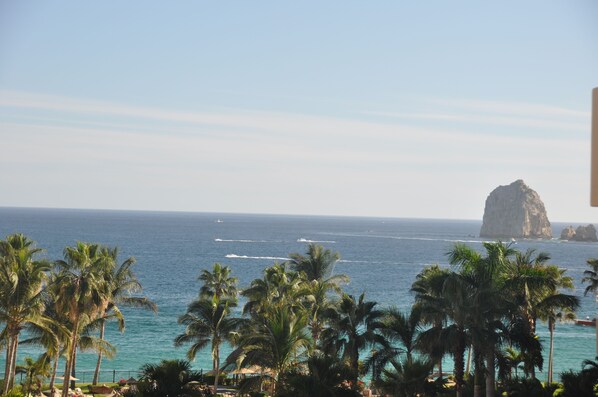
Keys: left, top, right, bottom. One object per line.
{"left": 0, "top": 1, "right": 597, "bottom": 222}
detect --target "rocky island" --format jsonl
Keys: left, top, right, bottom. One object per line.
{"left": 560, "top": 225, "right": 598, "bottom": 242}
{"left": 480, "top": 180, "right": 552, "bottom": 239}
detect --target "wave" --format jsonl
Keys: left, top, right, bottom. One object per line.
{"left": 215, "top": 238, "right": 273, "bottom": 243}
{"left": 225, "top": 254, "right": 290, "bottom": 261}
{"left": 297, "top": 238, "right": 336, "bottom": 244}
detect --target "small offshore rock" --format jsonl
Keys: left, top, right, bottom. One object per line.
{"left": 571, "top": 225, "right": 598, "bottom": 242}
{"left": 560, "top": 226, "right": 576, "bottom": 240}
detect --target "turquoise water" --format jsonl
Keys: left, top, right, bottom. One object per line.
{"left": 1, "top": 208, "right": 597, "bottom": 382}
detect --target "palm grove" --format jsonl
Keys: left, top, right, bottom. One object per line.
{"left": 172, "top": 242, "right": 590, "bottom": 397}
{"left": 2, "top": 234, "right": 598, "bottom": 397}
{"left": 0, "top": 234, "right": 156, "bottom": 397}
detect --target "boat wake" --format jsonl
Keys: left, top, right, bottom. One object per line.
{"left": 225, "top": 254, "right": 290, "bottom": 261}
{"left": 297, "top": 238, "right": 336, "bottom": 244}
{"left": 215, "top": 238, "right": 273, "bottom": 243}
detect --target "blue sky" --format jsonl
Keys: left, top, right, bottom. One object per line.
{"left": 0, "top": 1, "right": 597, "bottom": 222}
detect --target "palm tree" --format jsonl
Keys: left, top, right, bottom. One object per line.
{"left": 241, "top": 263, "right": 309, "bottom": 316}
{"left": 139, "top": 359, "right": 202, "bottom": 397}
{"left": 411, "top": 265, "right": 452, "bottom": 383}
{"left": 279, "top": 352, "right": 360, "bottom": 397}
{"left": 369, "top": 306, "right": 422, "bottom": 376}
{"left": 582, "top": 258, "right": 598, "bottom": 355}
{"left": 287, "top": 244, "right": 348, "bottom": 347}
{"left": 287, "top": 244, "right": 341, "bottom": 282}
{"left": 92, "top": 247, "right": 157, "bottom": 385}
{"left": 542, "top": 306, "right": 576, "bottom": 383}
{"left": 417, "top": 260, "right": 474, "bottom": 397}
{"left": 375, "top": 358, "right": 435, "bottom": 397}
{"left": 558, "top": 357, "right": 598, "bottom": 397}
{"left": 19, "top": 293, "right": 70, "bottom": 392}
{"left": 232, "top": 306, "right": 312, "bottom": 395}
{"left": 497, "top": 347, "right": 524, "bottom": 381}
{"left": 448, "top": 242, "right": 516, "bottom": 397}
{"left": 534, "top": 266, "right": 579, "bottom": 384}
{"left": 507, "top": 250, "right": 579, "bottom": 381}
{"left": 0, "top": 233, "right": 52, "bottom": 394}
{"left": 321, "top": 293, "right": 385, "bottom": 389}
{"left": 15, "top": 355, "right": 51, "bottom": 396}
{"left": 53, "top": 242, "right": 113, "bottom": 397}
{"left": 303, "top": 277, "right": 348, "bottom": 349}
{"left": 199, "top": 263, "right": 238, "bottom": 300}
{"left": 175, "top": 296, "right": 243, "bottom": 392}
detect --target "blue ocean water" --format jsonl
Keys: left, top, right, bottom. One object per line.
{"left": 1, "top": 207, "right": 597, "bottom": 381}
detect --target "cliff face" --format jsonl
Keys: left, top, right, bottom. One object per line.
{"left": 480, "top": 180, "right": 552, "bottom": 239}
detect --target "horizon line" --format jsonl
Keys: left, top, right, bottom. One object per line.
{"left": 0, "top": 205, "right": 593, "bottom": 225}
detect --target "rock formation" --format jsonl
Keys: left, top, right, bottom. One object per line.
{"left": 561, "top": 224, "right": 598, "bottom": 242}
{"left": 560, "top": 226, "right": 576, "bottom": 240}
{"left": 480, "top": 180, "right": 552, "bottom": 239}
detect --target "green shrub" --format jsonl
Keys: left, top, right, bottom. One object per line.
{"left": 4, "top": 388, "right": 25, "bottom": 397}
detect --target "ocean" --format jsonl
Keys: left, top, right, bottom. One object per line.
{"left": 1, "top": 207, "right": 597, "bottom": 382}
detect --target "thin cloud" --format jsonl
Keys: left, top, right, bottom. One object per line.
{"left": 0, "top": 90, "right": 587, "bottom": 145}
{"left": 437, "top": 98, "right": 589, "bottom": 119}
{"left": 362, "top": 111, "right": 588, "bottom": 131}
{"left": 0, "top": 117, "right": 585, "bottom": 172}
{"left": 363, "top": 95, "right": 589, "bottom": 133}
{"left": 0, "top": 91, "right": 588, "bottom": 195}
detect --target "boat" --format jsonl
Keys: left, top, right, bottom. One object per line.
{"left": 215, "top": 219, "right": 223, "bottom": 223}
{"left": 575, "top": 318, "right": 596, "bottom": 326}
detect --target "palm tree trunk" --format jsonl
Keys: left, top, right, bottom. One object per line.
{"left": 49, "top": 350, "right": 59, "bottom": 391}
{"left": 548, "top": 319, "right": 555, "bottom": 383}
{"left": 465, "top": 344, "right": 472, "bottom": 374}
{"left": 4, "top": 332, "right": 20, "bottom": 392}
{"left": 454, "top": 329, "right": 466, "bottom": 397}
{"left": 71, "top": 347, "right": 77, "bottom": 390}
{"left": 473, "top": 351, "right": 483, "bottom": 397}
{"left": 272, "top": 367, "right": 282, "bottom": 397}
{"left": 352, "top": 348, "right": 360, "bottom": 389}
{"left": 25, "top": 368, "right": 33, "bottom": 397}
{"left": 9, "top": 333, "right": 19, "bottom": 390}
{"left": 214, "top": 344, "right": 220, "bottom": 394}
{"left": 529, "top": 318, "right": 537, "bottom": 380}
{"left": 3, "top": 334, "right": 14, "bottom": 394}
{"left": 3, "top": 341, "right": 10, "bottom": 395}
{"left": 311, "top": 319, "right": 321, "bottom": 348}
{"left": 92, "top": 321, "right": 106, "bottom": 385}
{"left": 62, "top": 347, "right": 74, "bottom": 397}
{"left": 62, "top": 318, "right": 79, "bottom": 397}
{"left": 485, "top": 349, "right": 495, "bottom": 397}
